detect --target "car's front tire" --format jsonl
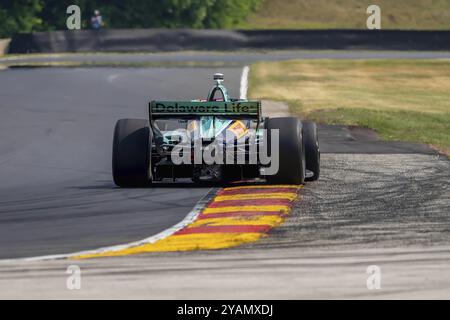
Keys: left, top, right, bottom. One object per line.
{"left": 112, "top": 119, "right": 152, "bottom": 187}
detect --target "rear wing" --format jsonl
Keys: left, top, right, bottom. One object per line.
{"left": 149, "top": 100, "right": 261, "bottom": 121}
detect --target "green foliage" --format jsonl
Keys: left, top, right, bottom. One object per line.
{"left": 0, "top": 0, "right": 263, "bottom": 37}
{"left": 99, "top": 0, "right": 216, "bottom": 29}
{"left": 0, "top": 0, "right": 43, "bottom": 38}
{"left": 90, "top": 0, "right": 263, "bottom": 29}
{"left": 204, "top": 0, "right": 262, "bottom": 28}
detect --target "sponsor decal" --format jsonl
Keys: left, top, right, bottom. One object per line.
{"left": 151, "top": 101, "right": 259, "bottom": 115}
{"left": 227, "top": 120, "right": 248, "bottom": 139}
{"left": 187, "top": 120, "right": 198, "bottom": 132}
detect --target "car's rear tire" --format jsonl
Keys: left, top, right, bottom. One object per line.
{"left": 264, "top": 117, "right": 305, "bottom": 184}
{"left": 303, "top": 121, "right": 320, "bottom": 181}
{"left": 112, "top": 119, "right": 152, "bottom": 187}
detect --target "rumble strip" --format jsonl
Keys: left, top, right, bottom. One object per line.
{"left": 73, "top": 185, "right": 301, "bottom": 259}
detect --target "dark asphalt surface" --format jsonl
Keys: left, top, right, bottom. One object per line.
{"left": 318, "top": 124, "right": 435, "bottom": 154}
{"left": 254, "top": 153, "right": 450, "bottom": 250}
{"left": 0, "top": 67, "right": 241, "bottom": 259}
{"left": 0, "top": 64, "right": 441, "bottom": 260}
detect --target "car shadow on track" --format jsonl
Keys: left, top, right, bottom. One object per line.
{"left": 70, "top": 179, "right": 275, "bottom": 190}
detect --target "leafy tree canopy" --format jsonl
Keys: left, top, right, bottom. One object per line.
{"left": 0, "top": 0, "right": 43, "bottom": 38}
{"left": 0, "top": 0, "right": 263, "bottom": 37}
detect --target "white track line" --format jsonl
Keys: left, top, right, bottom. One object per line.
{"left": 239, "top": 66, "right": 250, "bottom": 100}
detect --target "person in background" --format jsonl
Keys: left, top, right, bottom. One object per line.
{"left": 91, "top": 10, "right": 103, "bottom": 29}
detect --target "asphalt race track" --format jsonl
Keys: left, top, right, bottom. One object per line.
{"left": 0, "top": 67, "right": 240, "bottom": 259}
{"left": 0, "top": 53, "right": 449, "bottom": 298}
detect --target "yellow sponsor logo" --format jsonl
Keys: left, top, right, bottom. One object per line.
{"left": 227, "top": 120, "right": 248, "bottom": 139}
{"left": 187, "top": 120, "right": 198, "bottom": 132}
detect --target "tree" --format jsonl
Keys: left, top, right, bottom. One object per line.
{"left": 0, "top": 0, "right": 43, "bottom": 38}
{"left": 0, "top": 0, "right": 264, "bottom": 38}
{"left": 38, "top": 0, "right": 264, "bottom": 30}
{"left": 204, "top": 0, "right": 263, "bottom": 28}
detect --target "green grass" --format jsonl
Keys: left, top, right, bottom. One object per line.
{"left": 239, "top": 0, "right": 450, "bottom": 30}
{"left": 249, "top": 59, "right": 450, "bottom": 154}
{"left": 308, "top": 108, "right": 450, "bottom": 149}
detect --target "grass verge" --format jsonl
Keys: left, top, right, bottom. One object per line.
{"left": 249, "top": 59, "right": 450, "bottom": 154}
{"left": 240, "top": 0, "right": 450, "bottom": 30}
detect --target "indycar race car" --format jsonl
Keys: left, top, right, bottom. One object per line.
{"left": 112, "top": 73, "right": 320, "bottom": 187}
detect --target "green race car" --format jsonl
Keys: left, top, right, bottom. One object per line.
{"left": 112, "top": 73, "right": 319, "bottom": 186}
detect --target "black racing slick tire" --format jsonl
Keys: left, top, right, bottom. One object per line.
{"left": 303, "top": 121, "right": 320, "bottom": 181}
{"left": 264, "top": 117, "right": 305, "bottom": 184}
{"left": 112, "top": 119, "right": 153, "bottom": 187}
